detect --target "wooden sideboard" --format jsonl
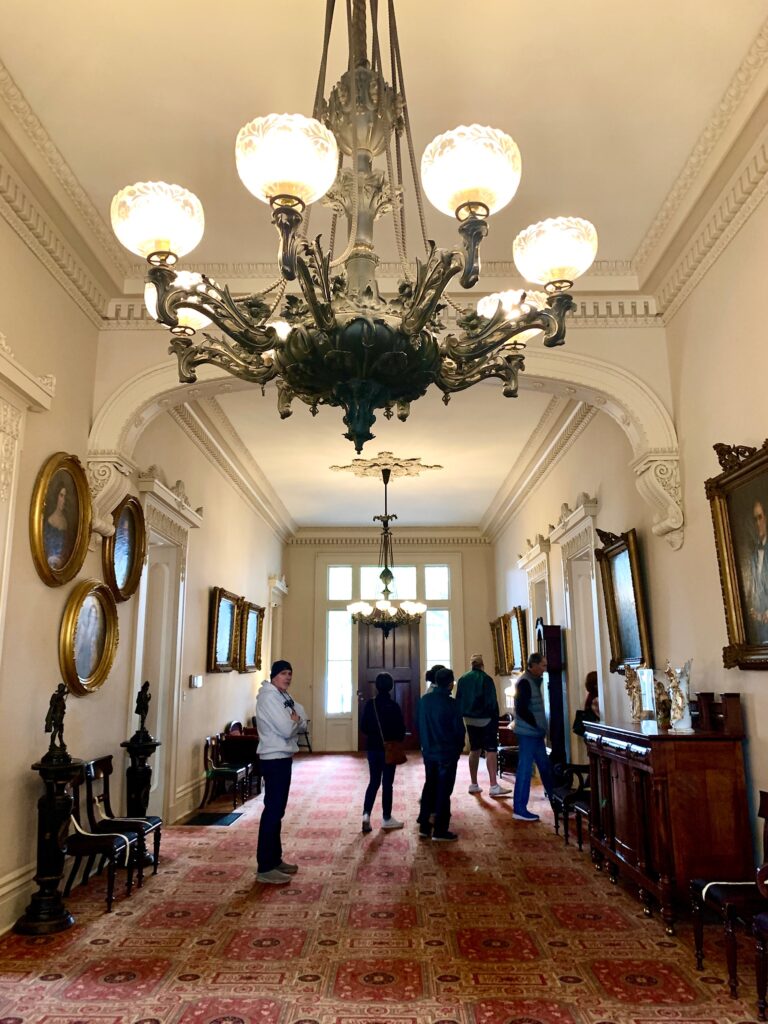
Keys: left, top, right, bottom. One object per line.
{"left": 584, "top": 720, "right": 754, "bottom": 933}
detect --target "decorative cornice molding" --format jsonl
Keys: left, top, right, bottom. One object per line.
{"left": 288, "top": 527, "right": 490, "bottom": 547}
{"left": 549, "top": 493, "right": 600, "bottom": 550}
{"left": 0, "top": 58, "right": 128, "bottom": 277}
{"left": 0, "top": 331, "right": 55, "bottom": 409}
{"left": 633, "top": 16, "right": 768, "bottom": 278}
{"left": 0, "top": 150, "right": 107, "bottom": 325}
{"left": 168, "top": 400, "right": 294, "bottom": 542}
{"left": 657, "top": 131, "right": 768, "bottom": 320}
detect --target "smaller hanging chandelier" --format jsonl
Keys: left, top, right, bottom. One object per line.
{"left": 347, "top": 468, "right": 426, "bottom": 638}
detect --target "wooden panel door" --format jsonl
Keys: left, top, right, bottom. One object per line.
{"left": 357, "top": 622, "right": 420, "bottom": 750}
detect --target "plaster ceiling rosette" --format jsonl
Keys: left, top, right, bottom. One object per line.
{"left": 330, "top": 451, "right": 442, "bottom": 479}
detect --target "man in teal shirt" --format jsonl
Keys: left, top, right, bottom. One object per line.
{"left": 455, "top": 654, "right": 511, "bottom": 798}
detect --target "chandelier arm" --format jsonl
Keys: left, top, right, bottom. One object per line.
{"left": 437, "top": 351, "right": 526, "bottom": 399}
{"left": 442, "top": 292, "right": 576, "bottom": 359}
{"left": 399, "top": 242, "right": 463, "bottom": 336}
{"left": 272, "top": 203, "right": 305, "bottom": 281}
{"left": 168, "top": 332, "right": 279, "bottom": 386}
{"left": 147, "top": 265, "right": 278, "bottom": 352}
{"left": 457, "top": 211, "right": 489, "bottom": 289}
{"left": 294, "top": 237, "right": 336, "bottom": 332}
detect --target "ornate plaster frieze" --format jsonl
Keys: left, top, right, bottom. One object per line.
{"left": 330, "top": 451, "right": 442, "bottom": 478}
{"left": 657, "top": 131, "right": 768, "bottom": 320}
{"left": 634, "top": 16, "right": 768, "bottom": 278}
{"left": 86, "top": 449, "right": 136, "bottom": 537}
{"left": 0, "top": 152, "right": 107, "bottom": 325}
{"left": 549, "top": 493, "right": 600, "bottom": 556}
{"left": 0, "top": 58, "right": 128, "bottom": 277}
{"left": 288, "top": 528, "right": 489, "bottom": 547}
{"left": 0, "top": 401, "right": 21, "bottom": 502}
{"left": 632, "top": 449, "right": 684, "bottom": 550}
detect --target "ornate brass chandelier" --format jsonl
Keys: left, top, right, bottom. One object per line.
{"left": 110, "top": 0, "right": 598, "bottom": 452}
{"left": 347, "top": 468, "right": 426, "bottom": 637}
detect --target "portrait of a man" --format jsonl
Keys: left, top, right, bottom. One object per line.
{"left": 726, "top": 480, "right": 768, "bottom": 647}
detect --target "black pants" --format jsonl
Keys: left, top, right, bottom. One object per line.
{"left": 257, "top": 756, "right": 293, "bottom": 872}
{"left": 417, "top": 757, "right": 457, "bottom": 834}
{"left": 363, "top": 749, "right": 396, "bottom": 818}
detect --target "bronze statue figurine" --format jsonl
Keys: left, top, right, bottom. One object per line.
{"left": 134, "top": 680, "right": 152, "bottom": 738}
{"left": 43, "top": 683, "right": 70, "bottom": 764}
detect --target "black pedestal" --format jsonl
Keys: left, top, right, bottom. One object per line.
{"left": 15, "top": 757, "right": 84, "bottom": 935}
{"left": 121, "top": 734, "right": 161, "bottom": 866}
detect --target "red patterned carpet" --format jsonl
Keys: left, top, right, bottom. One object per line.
{"left": 0, "top": 754, "right": 761, "bottom": 1023}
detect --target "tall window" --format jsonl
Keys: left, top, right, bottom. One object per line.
{"left": 360, "top": 564, "right": 417, "bottom": 600}
{"left": 326, "top": 609, "right": 352, "bottom": 714}
{"left": 425, "top": 608, "right": 451, "bottom": 670}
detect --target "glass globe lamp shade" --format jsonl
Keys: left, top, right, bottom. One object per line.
{"left": 513, "top": 217, "right": 598, "bottom": 286}
{"left": 347, "top": 601, "right": 373, "bottom": 616}
{"left": 476, "top": 289, "right": 546, "bottom": 344}
{"left": 421, "top": 124, "right": 521, "bottom": 217}
{"left": 235, "top": 114, "right": 339, "bottom": 206}
{"left": 269, "top": 319, "right": 292, "bottom": 341}
{"left": 111, "top": 182, "right": 204, "bottom": 260}
{"left": 144, "top": 271, "right": 212, "bottom": 332}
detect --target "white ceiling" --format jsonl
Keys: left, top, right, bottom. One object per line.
{"left": 2, "top": 2, "right": 765, "bottom": 528}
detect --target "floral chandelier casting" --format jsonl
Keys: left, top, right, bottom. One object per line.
{"left": 110, "top": 0, "right": 598, "bottom": 452}
{"left": 346, "top": 468, "right": 426, "bottom": 637}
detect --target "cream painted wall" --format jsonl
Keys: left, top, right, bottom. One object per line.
{"left": 131, "top": 413, "right": 284, "bottom": 812}
{"left": 0, "top": 215, "right": 103, "bottom": 929}
{"left": 283, "top": 540, "right": 495, "bottom": 750}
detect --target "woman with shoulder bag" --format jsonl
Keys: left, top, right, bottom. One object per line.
{"left": 360, "top": 672, "right": 406, "bottom": 834}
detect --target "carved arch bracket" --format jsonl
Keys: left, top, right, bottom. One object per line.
{"left": 632, "top": 449, "right": 684, "bottom": 550}
{"left": 86, "top": 449, "right": 135, "bottom": 538}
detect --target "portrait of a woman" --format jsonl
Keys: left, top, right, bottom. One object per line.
{"left": 43, "top": 470, "right": 78, "bottom": 570}
{"left": 74, "top": 594, "right": 106, "bottom": 681}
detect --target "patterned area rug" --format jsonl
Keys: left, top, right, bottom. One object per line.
{"left": 0, "top": 754, "right": 761, "bottom": 1023}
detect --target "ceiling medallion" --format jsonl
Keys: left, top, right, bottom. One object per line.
{"left": 347, "top": 468, "right": 426, "bottom": 638}
{"left": 110, "top": 2, "right": 598, "bottom": 452}
{"left": 330, "top": 451, "right": 442, "bottom": 479}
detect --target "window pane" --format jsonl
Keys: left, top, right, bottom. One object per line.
{"left": 328, "top": 565, "right": 352, "bottom": 600}
{"left": 425, "top": 564, "right": 450, "bottom": 600}
{"left": 426, "top": 609, "right": 451, "bottom": 670}
{"left": 360, "top": 565, "right": 417, "bottom": 599}
{"left": 326, "top": 610, "right": 352, "bottom": 714}
{"left": 327, "top": 609, "right": 351, "bottom": 658}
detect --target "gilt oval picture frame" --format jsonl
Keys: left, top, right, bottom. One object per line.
{"left": 59, "top": 579, "right": 119, "bottom": 695}
{"left": 102, "top": 495, "right": 147, "bottom": 601}
{"left": 29, "top": 452, "right": 92, "bottom": 587}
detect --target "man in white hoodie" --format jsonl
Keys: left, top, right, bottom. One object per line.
{"left": 255, "top": 660, "right": 308, "bottom": 884}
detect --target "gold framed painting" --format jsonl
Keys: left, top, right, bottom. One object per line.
{"left": 509, "top": 606, "right": 528, "bottom": 673}
{"left": 208, "top": 586, "right": 241, "bottom": 673}
{"left": 490, "top": 616, "right": 508, "bottom": 676}
{"left": 595, "top": 527, "right": 653, "bottom": 674}
{"left": 59, "top": 579, "right": 119, "bottom": 695}
{"left": 29, "top": 452, "right": 92, "bottom": 587}
{"left": 706, "top": 440, "right": 768, "bottom": 669}
{"left": 102, "top": 495, "right": 147, "bottom": 602}
{"left": 238, "top": 600, "right": 265, "bottom": 673}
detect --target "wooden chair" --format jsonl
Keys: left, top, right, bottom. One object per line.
{"left": 84, "top": 755, "right": 163, "bottom": 877}
{"left": 691, "top": 790, "right": 768, "bottom": 998}
{"left": 297, "top": 720, "right": 312, "bottom": 752}
{"left": 219, "top": 729, "right": 260, "bottom": 797}
{"left": 64, "top": 768, "right": 138, "bottom": 912}
{"left": 199, "top": 735, "right": 249, "bottom": 809}
{"left": 551, "top": 763, "right": 590, "bottom": 848}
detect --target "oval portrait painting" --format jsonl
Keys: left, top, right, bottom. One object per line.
{"left": 30, "top": 453, "right": 92, "bottom": 587}
{"left": 103, "top": 496, "right": 146, "bottom": 601}
{"left": 59, "top": 580, "right": 119, "bottom": 695}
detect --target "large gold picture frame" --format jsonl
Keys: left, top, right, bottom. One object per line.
{"left": 238, "top": 600, "right": 265, "bottom": 673}
{"left": 208, "top": 586, "right": 241, "bottom": 673}
{"left": 706, "top": 440, "right": 768, "bottom": 669}
{"left": 490, "top": 616, "right": 508, "bottom": 676}
{"left": 595, "top": 527, "right": 653, "bottom": 674}
{"left": 509, "top": 606, "right": 528, "bottom": 672}
{"left": 59, "top": 579, "right": 119, "bottom": 695}
{"left": 29, "top": 452, "right": 92, "bottom": 587}
{"left": 102, "top": 495, "right": 147, "bottom": 602}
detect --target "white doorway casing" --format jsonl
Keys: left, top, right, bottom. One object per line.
{"left": 128, "top": 472, "right": 202, "bottom": 822}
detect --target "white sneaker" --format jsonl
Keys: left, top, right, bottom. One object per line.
{"left": 468, "top": 783, "right": 482, "bottom": 794}
{"left": 489, "top": 784, "right": 512, "bottom": 798}
{"left": 382, "top": 817, "right": 404, "bottom": 830}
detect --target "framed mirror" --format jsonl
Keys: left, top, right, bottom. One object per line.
{"left": 207, "top": 586, "right": 241, "bottom": 673}
{"left": 102, "top": 495, "right": 147, "bottom": 601}
{"left": 59, "top": 579, "right": 119, "bottom": 695}
{"left": 595, "top": 527, "right": 653, "bottom": 673}
{"left": 29, "top": 452, "right": 92, "bottom": 587}
{"left": 238, "top": 600, "right": 265, "bottom": 673}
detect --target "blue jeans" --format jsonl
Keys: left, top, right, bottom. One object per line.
{"left": 257, "top": 757, "right": 292, "bottom": 872}
{"left": 513, "top": 734, "right": 553, "bottom": 814}
{"left": 363, "top": 749, "right": 397, "bottom": 818}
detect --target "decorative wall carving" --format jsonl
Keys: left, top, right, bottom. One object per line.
{"left": 86, "top": 449, "right": 135, "bottom": 538}
{"left": 138, "top": 472, "right": 203, "bottom": 583}
{"left": 0, "top": 400, "right": 21, "bottom": 502}
{"left": 632, "top": 450, "right": 684, "bottom": 550}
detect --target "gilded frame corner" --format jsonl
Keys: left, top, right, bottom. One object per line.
{"left": 705, "top": 440, "right": 768, "bottom": 669}
{"left": 102, "top": 495, "right": 147, "bottom": 602}
{"left": 238, "top": 600, "right": 265, "bottom": 673}
{"left": 509, "top": 605, "right": 528, "bottom": 673}
{"left": 29, "top": 451, "right": 92, "bottom": 587}
{"left": 208, "top": 586, "right": 242, "bottom": 673}
{"left": 59, "top": 578, "right": 119, "bottom": 696}
{"left": 595, "top": 527, "right": 653, "bottom": 674}
{"left": 490, "top": 616, "right": 508, "bottom": 676}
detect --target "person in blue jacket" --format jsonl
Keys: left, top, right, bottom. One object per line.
{"left": 416, "top": 667, "right": 466, "bottom": 842}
